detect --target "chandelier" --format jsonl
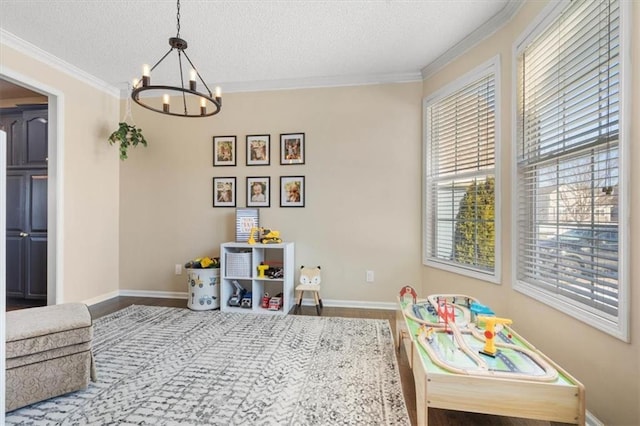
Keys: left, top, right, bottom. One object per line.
{"left": 131, "top": 0, "right": 222, "bottom": 117}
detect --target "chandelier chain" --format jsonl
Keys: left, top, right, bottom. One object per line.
{"left": 176, "top": 0, "right": 181, "bottom": 38}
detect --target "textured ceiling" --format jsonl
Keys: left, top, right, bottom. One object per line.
{"left": 0, "top": 0, "right": 515, "bottom": 94}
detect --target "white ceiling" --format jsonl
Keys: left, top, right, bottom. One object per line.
{"left": 0, "top": 0, "right": 519, "bottom": 95}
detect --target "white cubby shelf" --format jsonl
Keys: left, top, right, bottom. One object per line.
{"left": 220, "top": 242, "right": 294, "bottom": 315}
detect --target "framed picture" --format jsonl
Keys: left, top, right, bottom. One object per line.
{"left": 247, "top": 176, "right": 270, "bottom": 207}
{"left": 236, "top": 208, "right": 259, "bottom": 242}
{"left": 280, "top": 176, "right": 305, "bottom": 207}
{"left": 280, "top": 133, "right": 305, "bottom": 165}
{"left": 213, "top": 136, "right": 236, "bottom": 166}
{"left": 246, "top": 135, "right": 270, "bottom": 166}
{"left": 213, "top": 177, "right": 236, "bottom": 207}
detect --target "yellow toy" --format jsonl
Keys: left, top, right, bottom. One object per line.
{"left": 419, "top": 324, "right": 435, "bottom": 342}
{"left": 257, "top": 263, "right": 269, "bottom": 278}
{"left": 477, "top": 315, "right": 513, "bottom": 357}
{"left": 248, "top": 227, "right": 283, "bottom": 245}
{"left": 261, "top": 229, "right": 282, "bottom": 244}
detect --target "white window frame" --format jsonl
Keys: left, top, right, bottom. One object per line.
{"left": 423, "top": 56, "right": 501, "bottom": 283}
{"left": 511, "top": 0, "right": 630, "bottom": 341}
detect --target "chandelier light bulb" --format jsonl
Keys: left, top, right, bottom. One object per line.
{"left": 200, "top": 97, "right": 207, "bottom": 115}
{"left": 163, "top": 94, "right": 170, "bottom": 113}
{"left": 142, "top": 64, "right": 150, "bottom": 86}
{"left": 190, "top": 69, "right": 197, "bottom": 90}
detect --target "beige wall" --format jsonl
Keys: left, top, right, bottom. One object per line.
{"left": 421, "top": 2, "right": 639, "bottom": 425}
{"left": 119, "top": 83, "right": 423, "bottom": 305}
{"left": 0, "top": 43, "right": 121, "bottom": 304}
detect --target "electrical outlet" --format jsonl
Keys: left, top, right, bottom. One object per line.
{"left": 175, "top": 264, "right": 182, "bottom": 275}
{"left": 366, "top": 270, "right": 374, "bottom": 283}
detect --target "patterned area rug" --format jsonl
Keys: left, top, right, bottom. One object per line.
{"left": 6, "top": 306, "right": 410, "bottom": 425}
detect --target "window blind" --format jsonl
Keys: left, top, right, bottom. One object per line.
{"left": 517, "top": 0, "right": 620, "bottom": 317}
{"left": 425, "top": 72, "right": 496, "bottom": 275}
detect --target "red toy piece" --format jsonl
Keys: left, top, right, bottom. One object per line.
{"left": 261, "top": 293, "right": 270, "bottom": 309}
{"left": 399, "top": 285, "right": 418, "bottom": 304}
{"left": 437, "top": 298, "right": 456, "bottom": 334}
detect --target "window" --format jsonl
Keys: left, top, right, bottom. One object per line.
{"left": 514, "top": 0, "right": 628, "bottom": 340}
{"left": 423, "top": 58, "right": 499, "bottom": 282}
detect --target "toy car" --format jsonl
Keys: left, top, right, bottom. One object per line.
{"left": 267, "top": 267, "right": 284, "bottom": 279}
{"left": 268, "top": 296, "right": 283, "bottom": 311}
{"left": 241, "top": 292, "right": 252, "bottom": 309}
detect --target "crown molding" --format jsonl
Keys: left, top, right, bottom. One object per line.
{"left": 221, "top": 71, "right": 423, "bottom": 94}
{"left": 421, "top": 0, "right": 525, "bottom": 80}
{"left": 0, "top": 29, "right": 120, "bottom": 98}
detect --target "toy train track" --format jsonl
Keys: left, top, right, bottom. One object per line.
{"left": 403, "top": 294, "right": 558, "bottom": 382}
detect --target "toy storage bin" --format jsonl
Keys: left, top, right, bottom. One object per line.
{"left": 225, "top": 251, "right": 252, "bottom": 277}
{"left": 187, "top": 268, "right": 220, "bottom": 310}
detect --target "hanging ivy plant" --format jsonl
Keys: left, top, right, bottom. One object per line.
{"left": 108, "top": 122, "right": 148, "bottom": 160}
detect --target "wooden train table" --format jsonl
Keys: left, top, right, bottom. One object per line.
{"left": 396, "top": 286, "right": 585, "bottom": 425}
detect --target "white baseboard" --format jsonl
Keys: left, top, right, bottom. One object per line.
{"left": 85, "top": 290, "right": 395, "bottom": 310}
{"left": 586, "top": 410, "right": 604, "bottom": 426}
{"left": 299, "top": 297, "right": 396, "bottom": 310}
{"left": 118, "top": 289, "right": 189, "bottom": 299}
{"left": 82, "top": 290, "right": 119, "bottom": 306}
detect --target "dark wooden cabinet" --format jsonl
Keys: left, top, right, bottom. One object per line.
{"left": 1, "top": 105, "right": 48, "bottom": 167}
{"left": 2, "top": 105, "right": 48, "bottom": 300}
{"left": 0, "top": 110, "right": 22, "bottom": 165}
{"left": 22, "top": 109, "right": 48, "bottom": 166}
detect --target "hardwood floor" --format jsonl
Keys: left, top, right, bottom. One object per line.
{"left": 88, "top": 297, "right": 572, "bottom": 426}
{"left": 6, "top": 297, "right": 47, "bottom": 311}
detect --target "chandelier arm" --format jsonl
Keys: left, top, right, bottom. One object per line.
{"left": 177, "top": 51, "right": 186, "bottom": 90}
{"left": 182, "top": 51, "right": 214, "bottom": 97}
{"left": 177, "top": 50, "right": 188, "bottom": 115}
{"left": 149, "top": 47, "right": 175, "bottom": 74}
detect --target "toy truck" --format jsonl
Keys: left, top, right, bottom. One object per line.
{"left": 268, "top": 296, "right": 283, "bottom": 311}
{"left": 241, "top": 292, "right": 252, "bottom": 309}
{"left": 228, "top": 280, "right": 246, "bottom": 307}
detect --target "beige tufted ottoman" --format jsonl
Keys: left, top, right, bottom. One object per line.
{"left": 5, "top": 303, "right": 96, "bottom": 412}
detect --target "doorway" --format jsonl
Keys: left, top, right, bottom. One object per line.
{"left": 1, "top": 77, "right": 55, "bottom": 310}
